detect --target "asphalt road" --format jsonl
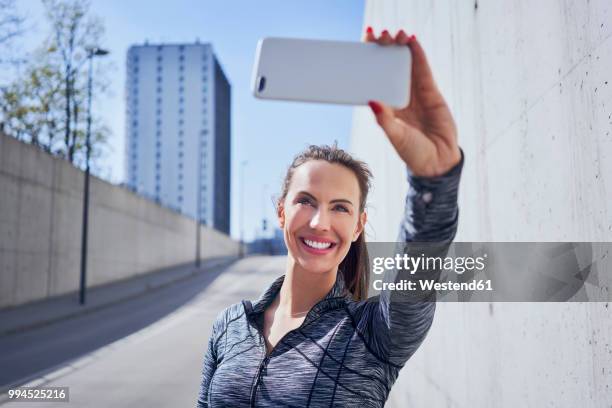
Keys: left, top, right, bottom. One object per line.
{"left": 0, "top": 256, "right": 285, "bottom": 407}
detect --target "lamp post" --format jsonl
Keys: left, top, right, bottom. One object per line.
{"left": 195, "top": 132, "right": 203, "bottom": 268}
{"left": 79, "top": 47, "right": 109, "bottom": 305}
{"left": 239, "top": 160, "right": 248, "bottom": 258}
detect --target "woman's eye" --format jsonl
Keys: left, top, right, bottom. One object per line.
{"left": 297, "top": 197, "right": 313, "bottom": 206}
{"left": 333, "top": 205, "right": 349, "bottom": 213}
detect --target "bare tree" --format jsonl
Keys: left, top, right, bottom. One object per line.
{"left": 0, "top": 0, "right": 25, "bottom": 65}
{"left": 42, "top": 0, "right": 105, "bottom": 163}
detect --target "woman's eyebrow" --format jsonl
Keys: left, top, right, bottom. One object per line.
{"left": 298, "top": 191, "right": 354, "bottom": 207}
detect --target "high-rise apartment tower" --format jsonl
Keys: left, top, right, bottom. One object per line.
{"left": 125, "top": 42, "right": 230, "bottom": 234}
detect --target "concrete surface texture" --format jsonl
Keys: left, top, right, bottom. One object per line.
{"left": 0, "top": 133, "right": 239, "bottom": 309}
{"left": 352, "top": 1, "right": 612, "bottom": 407}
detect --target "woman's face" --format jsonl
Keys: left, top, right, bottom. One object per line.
{"left": 278, "top": 160, "right": 366, "bottom": 275}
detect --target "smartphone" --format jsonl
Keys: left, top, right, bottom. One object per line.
{"left": 251, "top": 37, "right": 411, "bottom": 108}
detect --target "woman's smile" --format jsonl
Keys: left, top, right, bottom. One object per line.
{"left": 299, "top": 235, "right": 338, "bottom": 255}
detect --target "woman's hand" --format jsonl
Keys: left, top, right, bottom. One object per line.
{"left": 364, "top": 28, "right": 461, "bottom": 178}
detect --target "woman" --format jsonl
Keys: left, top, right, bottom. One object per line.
{"left": 197, "top": 28, "right": 463, "bottom": 407}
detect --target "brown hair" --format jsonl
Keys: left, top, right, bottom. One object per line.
{"left": 277, "top": 144, "right": 372, "bottom": 301}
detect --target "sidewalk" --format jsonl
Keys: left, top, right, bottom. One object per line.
{"left": 0, "top": 256, "right": 237, "bottom": 337}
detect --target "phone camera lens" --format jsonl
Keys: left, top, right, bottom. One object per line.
{"left": 257, "top": 76, "right": 266, "bottom": 93}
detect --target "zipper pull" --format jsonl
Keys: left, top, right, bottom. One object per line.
{"left": 260, "top": 356, "right": 270, "bottom": 376}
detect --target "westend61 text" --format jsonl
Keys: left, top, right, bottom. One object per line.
{"left": 371, "top": 254, "right": 487, "bottom": 275}
{"left": 373, "top": 279, "right": 493, "bottom": 292}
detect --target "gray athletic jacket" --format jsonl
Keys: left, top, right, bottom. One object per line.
{"left": 197, "top": 154, "right": 463, "bottom": 407}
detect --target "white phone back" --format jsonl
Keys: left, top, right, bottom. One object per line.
{"left": 251, "top": 37, "right": 411, "bottom": 108}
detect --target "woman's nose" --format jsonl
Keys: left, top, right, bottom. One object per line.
{"left": 309, "top": 209, "right": 330, "bottom": 231}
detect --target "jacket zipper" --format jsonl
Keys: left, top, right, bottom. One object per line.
{"left": 249, "top": 322, "right": 304, "bottom": 407}
{"left": 249, "top": 344, "right": 270, "bottom": 407}
{"left": 247, "top": 297, "right": 345, "bottom": 407}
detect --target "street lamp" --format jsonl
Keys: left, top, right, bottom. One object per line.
{"left": 79, "top": 47, "right": 110, "bottom": 305}
{"left": 239, "top": 160, "right": 248, "bottom": 258}
{"left": 195, "top": 131, "right": 203, "bottom": 268}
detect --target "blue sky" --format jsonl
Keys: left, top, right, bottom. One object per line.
{"left": 18, "top": 0, "right": 365, "bottom": 241}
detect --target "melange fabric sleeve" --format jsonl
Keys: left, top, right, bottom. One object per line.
{"left": 364, "top": 150, "right": 464, "bottom": 368}
{"left": 196, "top": 313, "right": 222, "bottom": 408}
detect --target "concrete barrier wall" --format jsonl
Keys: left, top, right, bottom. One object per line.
{"left": 352, "top": 1, "right": 612, "bottom": 406}
{"left": 0, "top": 133, "right": 239, "bottom": 309}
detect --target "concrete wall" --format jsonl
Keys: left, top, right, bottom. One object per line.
{"left": 0, "top": 133, "right": 239, "bottom": 309}
{"left": 352, "top": 1, "right": 612, "bottom": 406}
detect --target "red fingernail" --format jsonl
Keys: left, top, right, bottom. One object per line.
{"left": 409, "top": 34, "right": 416, "bottom": 42}
{"left": 382, "top": 29, "right": 389, "bottom": 36}
{"left": 366, "top": 26, "right": 373, "bottom": 34}
{"left": 398, "top": 29, "right": 406, "bottom": 37}
{"left": 368, "top": 101, "right": 382, "bottom": 115}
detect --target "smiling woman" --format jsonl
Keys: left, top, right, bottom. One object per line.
{"left": 277, "top": 149, "right": 371, "bottom": 301}
{"left": 197, "top": 28, "right": 463, "bottom": 408}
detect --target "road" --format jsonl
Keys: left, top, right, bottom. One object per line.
{"left": 0, "top": 256, "right": 284, "bottom": 407}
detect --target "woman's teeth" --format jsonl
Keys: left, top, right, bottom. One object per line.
{"left": 304, "top": 239, "right": 332, "bottom": 249}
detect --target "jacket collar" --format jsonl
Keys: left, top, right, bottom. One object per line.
{"left": 243, "top": 272, "right": 349, "bottom": 325}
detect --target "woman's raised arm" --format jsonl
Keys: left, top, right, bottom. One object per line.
{"left": 355, "top": 28, "right": 463, "bottom": 367}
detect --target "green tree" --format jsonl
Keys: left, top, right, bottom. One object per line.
{"left": 0, "top": 0, "right": 111, "bottom": 172}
